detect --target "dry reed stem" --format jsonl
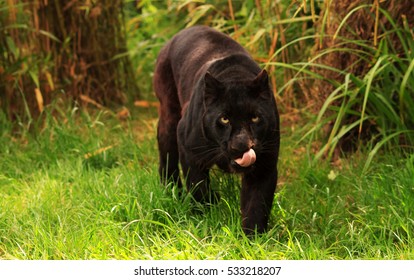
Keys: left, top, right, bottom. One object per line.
{"left": 310, "top": 0, "right": 414, "bottom": 110}
{"left": 227, "top": 0, "right": 237, "bottom": 32}
{"left": 1, "top": 0, "right": 139, "bottom": 119}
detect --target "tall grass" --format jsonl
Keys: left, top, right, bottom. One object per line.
{"left": 125, "top": 0, "right": 413, "bottom": 167}
{"left": 2, "top": 1, "right": 412, "bottom": 160}
{"left": 1, "top": 0, "right": 413, "bottom": 260}
{"left": 125, "top": 0, "right": 316, "bottom": 104}
{"left": 1, "top": 104, "right": 413, "bottom": 259}
{"left": 0, "top": 0, "right": 138, "bottom": 120}
{"left": 298, "top": 3, "right": 414, "bottom": 164}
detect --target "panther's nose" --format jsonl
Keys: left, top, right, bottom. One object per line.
{"left": 229, "top": 130, "right": 254, "bottom": 158}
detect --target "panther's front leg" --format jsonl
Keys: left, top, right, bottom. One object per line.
{"left": 240, "top": 168, "right": 278, "bottom": 234}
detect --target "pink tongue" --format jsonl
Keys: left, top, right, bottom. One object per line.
{"left": 234, "top": 149, "right": 256, "bottom": 167}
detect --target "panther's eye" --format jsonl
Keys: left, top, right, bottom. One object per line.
{"left": 219, "top": 116, "right": 230, "bottom": 125}
{"left": 251, "top": 115, "right": 260, "bottom": 123}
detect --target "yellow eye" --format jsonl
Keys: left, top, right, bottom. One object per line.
{"left": 252, "top": 116, "right": 260, "bottom": 123}
{"left": 219, "top": 116, "right": 230, "bottom": 125}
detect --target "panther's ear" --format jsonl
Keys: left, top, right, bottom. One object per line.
{"left": 251, "top": 69, "right": 272, "bottom": 99}
{"left": 204, "top": 72, "right": 223, "bottom": 104}
{"left": 253, "top": 69, "right": 269, "bottom": 86}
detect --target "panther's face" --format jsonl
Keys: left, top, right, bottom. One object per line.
{"left": 199, "top": 70, "right": 279, "bottom": 173}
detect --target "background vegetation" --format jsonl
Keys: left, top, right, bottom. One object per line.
{"left": 1, "top": 0, "right": 413, "bottom": 259}
{"left": 1, "top": 0, "right": 138, "bottom": 120}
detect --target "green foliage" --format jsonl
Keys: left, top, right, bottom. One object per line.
{"left": 307, "top": 5, "right": 414, "bottom": 164}
{"left": 2, "top": 1, "right": 413, "bottom": 160}
{"left": 125, "top": 0, "right": 316, "bottom": 100}
{"left": 247, "top": 2, "right": 414, "bottom": 166}
{"left": 125, "top": 1, "right": 414, "bottom": 165}
{"left": 1, "top": 0, "right": 413, "bottom": 260}
{"left": 1, "top": 106, "right": 413, "bottom": 259}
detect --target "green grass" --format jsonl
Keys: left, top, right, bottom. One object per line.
{"left": 2, "top": 0, "right": 413, "bottom": 261}
{"left": 1, "top": 106, "right": 413, "bottom": 260}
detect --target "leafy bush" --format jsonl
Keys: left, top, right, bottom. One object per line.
{"left": 126, "top": 0, "right": 413, "bottom": 165}
{"left": 296, "top": 2, "right": 414, "bottom": 164}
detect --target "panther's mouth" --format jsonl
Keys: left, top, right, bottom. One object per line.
{"left": 233, "top": 148, "right": 256, "bottom": 167}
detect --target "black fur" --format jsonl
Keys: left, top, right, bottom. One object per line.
{"left": 153, "top": 26, "right": 280, "bottom": 234}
